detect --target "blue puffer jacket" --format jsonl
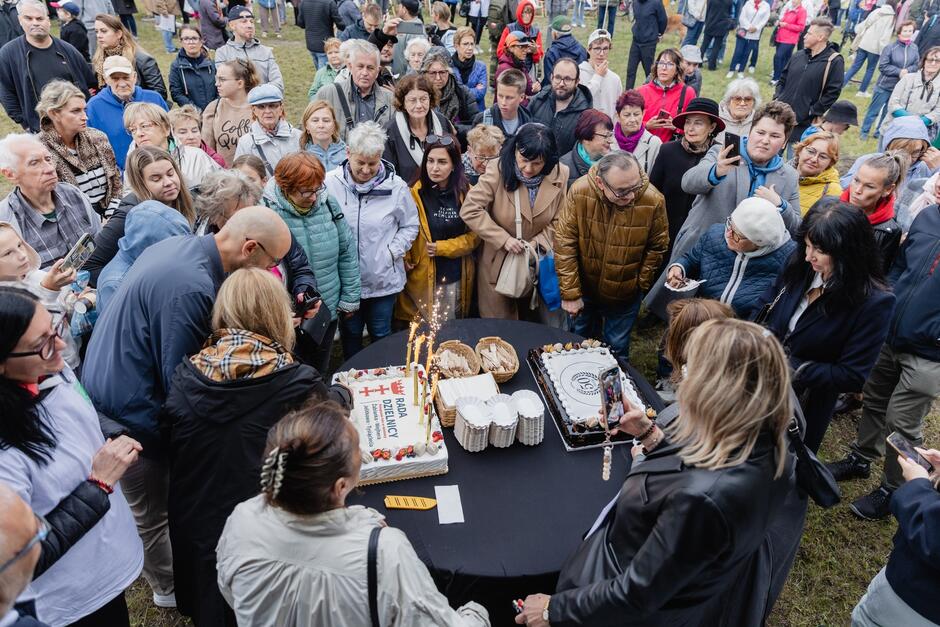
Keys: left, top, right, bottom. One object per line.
{"left": 263, "top": 179, "right": 361, "bottom": 319}
{"left": 169, "top": 50, "right": 218, "bottom": 111}
{"left": 876, "top": 40, "right": 920, "bottom": 92}
{"left": 97, "top": 201, "right": 191, "bottom": 314}
{"left": 673, "top": 223, "right": 796, "bottom": 318}
{"left": 454, "top": 58, "right": 488, "bottom": 111}
{"left": 887, "top": 204, "right": 940, "bottom": 361}
{"left": 543, "top": 34, "right": 588, "bottom": 82}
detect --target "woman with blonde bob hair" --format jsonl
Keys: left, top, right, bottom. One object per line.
{"left": 163, "top": 268, "right": 351, "bottom": 626}
{"left": 84, "top": 146, "right": 196, "bottom": 283}
{"left": 793, "top": 130, "right": 843, "bottom": 215}
{"left": 124, "top": 102, "right": 221, "bottom": 186}
{"left": 516, "top": 318, "right": 796, "bottom": 627}
{"left": 299, "top": 100, "right": 347, "bottom": 172}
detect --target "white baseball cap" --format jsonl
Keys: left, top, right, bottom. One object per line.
{"left": 588, "top": 29, "right": 611, "bottom": 47}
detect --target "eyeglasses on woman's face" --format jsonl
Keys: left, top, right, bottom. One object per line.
{"left": 725, "top": 217, "right": 746, "bottom": 243}
{"left": 7, "top": 315, "right": 68, "bottom": 361}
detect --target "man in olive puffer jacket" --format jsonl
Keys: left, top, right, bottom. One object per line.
{"left": 554, "top": 151, "right": 668, "bottom": 359}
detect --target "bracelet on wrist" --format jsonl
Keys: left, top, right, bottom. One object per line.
{"left": 634, "top": 420, "right": 656, "bottom": 442}
{"left": 87, "top": 476, "right": 114, "bottom": 494}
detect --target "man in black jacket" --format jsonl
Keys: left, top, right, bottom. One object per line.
{"left": 625, "top": 0, "right": 666, "bottom": 88}
{"left": 297, "top": 0, "right": 345, "bottom": 69}
{"left": 51, "top": 1, "right": 88, "bottom": 61}
{"left": 774, "top": 17, "right": 845, "bottom": 145}
{"left": 0, "top": 0, "right": 95, "bottom": 132}
{"left": 527, "top": 58, "right": 593, "bottom": 154}
{"left": 0, "top": 0, "right": 22, "bottom": 48}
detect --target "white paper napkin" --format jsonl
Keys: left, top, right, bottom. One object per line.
{"left": 434, "top": 485, "right": 465, "bottom": 525}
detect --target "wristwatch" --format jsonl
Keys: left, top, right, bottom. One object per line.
{"left": 542, "top": 598, "right": 550, "bottom": 622}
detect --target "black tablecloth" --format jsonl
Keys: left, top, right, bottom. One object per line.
{"left": 344, "top": 319, "right": 664, "bottom": 625}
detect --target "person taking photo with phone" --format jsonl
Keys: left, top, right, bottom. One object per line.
{"left": 851, "top": 444, "right": 940, "bottom": 626}
{"left": 645, "top": 101, "right": 801, "bottom": 320}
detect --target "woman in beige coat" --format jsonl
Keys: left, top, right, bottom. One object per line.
{"left": 460, "top": 123, "right": 569, "bottom": 321}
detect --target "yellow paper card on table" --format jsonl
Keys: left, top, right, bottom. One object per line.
{"left": 384, "top": 495, "right": 438, "bottom": 510}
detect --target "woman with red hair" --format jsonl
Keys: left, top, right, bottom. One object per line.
{"left": 560, "top": 109, "right": 614, "bottom": 187}
{"left": 614, "top": 90, "right": 662, "bottom": 173}
{"left": 262, "top": 152, "right": 361, "bottom": 372}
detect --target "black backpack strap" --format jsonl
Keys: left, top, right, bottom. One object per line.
{"left": 677, "top": 85, "right": 689, "bottom": 114}
{"left": 335, "top": 79, "right": 356, "bottom": 132}
{"left": 368, "top": 526, "right": 382, "bottom": 627}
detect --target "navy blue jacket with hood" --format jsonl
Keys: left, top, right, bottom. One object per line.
{"left": 886, "top": 203, "right": 940, "bottom": 362}
{"left": 96, "top": 201, "right": 192, "bottom": 314}
{"left": 542, "top": 33, "right": 587, "bottom": 80}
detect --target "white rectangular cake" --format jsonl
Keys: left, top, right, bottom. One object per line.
{"left": 540, "top": 343, "right": 647, "bottom": 429}
{"left": 333, "top": 366, "right": 449, "bottom": 485}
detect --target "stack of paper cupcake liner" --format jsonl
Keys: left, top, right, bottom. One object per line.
{"left": 486, "top": 394, "right": 518, "bottom": 448}
{"left": 511, "top": 389, "right": 545, "bottom": 446}
{"left": 454, "top": 397, "right": 490, "bottom": 453}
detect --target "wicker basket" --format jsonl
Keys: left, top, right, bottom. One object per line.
{"left": 434, "top": 395, "right": 457, "bottom": 428}
{"left": 434, "top": 340, "right": 481, "bottom": 379}
{"left": 474, "top": 336, "right": 519, "bottom": 383}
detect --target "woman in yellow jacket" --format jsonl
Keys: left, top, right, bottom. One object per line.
{"left": 395, "top": 134, "right": 479, "bottom": 324}
{"left": 793, "top": 131, "right": 843, "bottom": 215}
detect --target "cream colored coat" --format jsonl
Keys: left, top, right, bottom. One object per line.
{"left": 459, "top": 161, "right": 569, "bottom": 319}
{"left": 216, "top": 497, "right": 490, "bottom": 627}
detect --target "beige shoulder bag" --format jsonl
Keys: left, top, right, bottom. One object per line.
{"left": 494, "top": 187, "right": 538, "bottom": 305}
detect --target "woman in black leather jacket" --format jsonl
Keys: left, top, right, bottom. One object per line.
{"left": 516, "top": 318, "right": 795, "bottom": 627}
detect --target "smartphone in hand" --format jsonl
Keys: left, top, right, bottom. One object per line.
{"left": 887, "top": 431, "right": 934, "bottom": 472}
{"left": 656, "top": 109, "right": 671, "bottom": 120}
{"left": 599, "top": 365, "right": 624, "bottom": 429}
{"left": 724, "top": 132, "right": 742, "bottom": 160}
{"left": 60, "top": 233, "right": 96, "bottom": 274}
{"left": 294, "top": 286, "right": 322, "bottom": 318}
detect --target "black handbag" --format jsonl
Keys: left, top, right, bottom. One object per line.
{"left": 555, "top": 503, "right": 622, "bottom": 591}
{"left": 787, "top": 394, "right": 842, "bottom": 508}
{"left": 458, "top": 0, "right": 471, "bottom": 18}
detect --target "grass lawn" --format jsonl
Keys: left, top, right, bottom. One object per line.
{"left": 2, "top": 8, "right": 937, "bottom": 626}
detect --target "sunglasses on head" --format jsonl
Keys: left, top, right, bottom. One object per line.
{"left": 425, "top": 134, "right": 455, "bottom": 148}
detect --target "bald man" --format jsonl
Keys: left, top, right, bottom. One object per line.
{"left": 80, "top": 206, "right": 292, "bottom": 605}
{"left": 0, "top": 484, "right": 47, "bottom": 626}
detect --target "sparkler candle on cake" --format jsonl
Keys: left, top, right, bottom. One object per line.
{"left": 412, "top": 334, "right": 425, "bottom": 405}
{"left": 426, "top": 372, "right": 439, "bottom": 442}
{"left": 405, "top": 319, "right": 418, "bottom": 370}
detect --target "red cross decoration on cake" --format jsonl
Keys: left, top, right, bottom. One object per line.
{"left": 359, "top": 384, "right": 391, "bottom": 397}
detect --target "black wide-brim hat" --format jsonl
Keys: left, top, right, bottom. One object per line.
{"left": 672, "top": 97, "right": 726, "bottom": 134}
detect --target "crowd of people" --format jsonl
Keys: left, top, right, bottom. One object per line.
{"left": 0, "top": 0, "right": 939, "bottom": 624}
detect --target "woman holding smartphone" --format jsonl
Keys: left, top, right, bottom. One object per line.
{"left": 515, "top": 319, "right": 795, "bottom": 626}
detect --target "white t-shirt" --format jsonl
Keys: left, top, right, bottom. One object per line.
{"left": 0, "top": 370, "right": 143, "bottom": 626}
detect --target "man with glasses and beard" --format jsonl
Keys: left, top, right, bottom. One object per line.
{"left": 526, "top": 57, "right": 593, "bottom": 154}
{"left": 554, "top": 150, "right": 669, "bottom": 360}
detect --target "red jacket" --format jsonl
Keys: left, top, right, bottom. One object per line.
{"left": 496, "top": 0, "right": 544, "bottom": 62}
{"left": 638, "top": 80, "right": 696, "bottom": 142}
{"left": 775, "top": 6, "right": 807, "bottom": 45}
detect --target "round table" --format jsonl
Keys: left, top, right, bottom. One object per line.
{"left": 344, "top": 319, "right": 664, "bottom": 625}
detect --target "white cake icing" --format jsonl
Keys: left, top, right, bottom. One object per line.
{"left": 540, "top": 346, "right": 646, "bottom": 426}
{"left": 333, "top": 366, "right": 449, "bottom": 485}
